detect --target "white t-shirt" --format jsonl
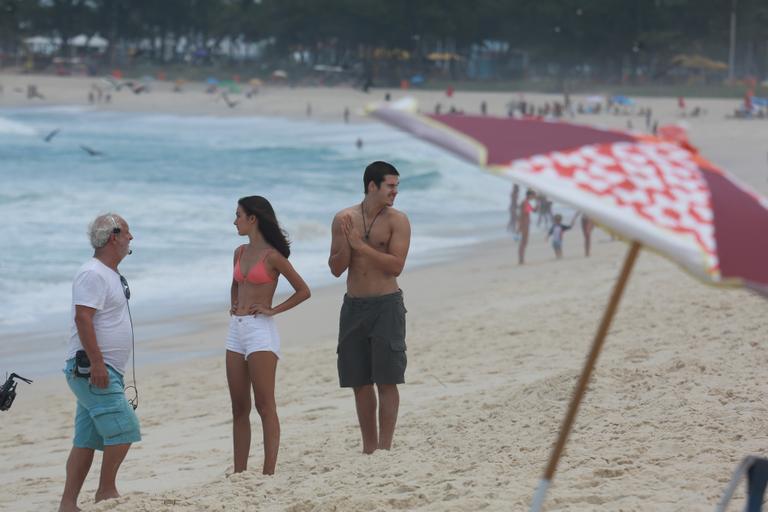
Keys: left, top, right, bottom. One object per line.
{"left": 66, "top": 258, "right": 132, "bottom": 374}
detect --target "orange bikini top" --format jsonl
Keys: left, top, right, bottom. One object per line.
{"left": 233, "top": 246, "right": 277, "bottom": 285}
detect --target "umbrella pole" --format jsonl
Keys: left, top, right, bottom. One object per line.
{"left": 530, "top": 241, "right": 642, "bottom": 512}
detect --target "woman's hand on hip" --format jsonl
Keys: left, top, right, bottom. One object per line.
{"left": 249, "top": 303, "right": 274, "bottom": 316}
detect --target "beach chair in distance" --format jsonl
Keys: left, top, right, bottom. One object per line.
{"left": 716, "top": 456, "right": 768, "bottom": 512}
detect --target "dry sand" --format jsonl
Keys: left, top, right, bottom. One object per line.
{"left": 1, "top": 73, "right": 767, "bottom": 511}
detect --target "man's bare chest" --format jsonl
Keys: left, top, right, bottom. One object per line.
{"left": 354, "top": 214, "right": 391, "bottom": 251}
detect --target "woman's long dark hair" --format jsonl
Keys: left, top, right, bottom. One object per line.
{"left": 238, "top": 196, "right": 291, "bottom": 258}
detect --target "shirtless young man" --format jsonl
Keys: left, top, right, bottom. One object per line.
{"left": 328, "top": 161, "right": 411, "bottom": 454}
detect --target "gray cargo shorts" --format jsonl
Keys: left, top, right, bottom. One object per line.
{"left": 337, "top": 290, "right": 407, "bottom": 388}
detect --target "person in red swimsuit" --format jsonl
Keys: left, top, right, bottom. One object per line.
{"left": 517, "top": 189, "right": 538, "bottom": 264}
{"left": 227, "top": 196, "right": 310, "bottom": 475}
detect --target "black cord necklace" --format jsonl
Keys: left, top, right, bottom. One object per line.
{"left": 361, "top": 202, "right": 385, "bottom": 241}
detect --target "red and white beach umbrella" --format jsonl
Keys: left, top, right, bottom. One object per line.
{"left": 370, "top": 98, "right": 768, "bottom": 510}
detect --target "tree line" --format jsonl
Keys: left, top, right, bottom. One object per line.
{"left": 1, "top": 0, "right": 766, "bottom": 83}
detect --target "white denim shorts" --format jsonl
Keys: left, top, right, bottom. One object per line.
{"left": 225, "top": 315, "right": 281, "bottom": 358}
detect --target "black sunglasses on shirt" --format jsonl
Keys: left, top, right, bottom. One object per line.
{"left": 119, "top": 275, "right": 131, "bottom": 300}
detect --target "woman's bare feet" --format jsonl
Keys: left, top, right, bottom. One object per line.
{"left": 95, "top": 489, "right": 120, "bottom": 503}
{"left": 57, "top": 502, "right": 81, "bottom": 512}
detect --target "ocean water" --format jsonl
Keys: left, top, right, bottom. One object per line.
{"left": 0, "top": 106, "right": 511, "bottom": 342}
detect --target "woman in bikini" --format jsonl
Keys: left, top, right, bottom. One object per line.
{"left": 226, "top": 196, "right": 310, "bottom": 475}
{"left": 517, "top": 189, "right": 537, "bottom": 264}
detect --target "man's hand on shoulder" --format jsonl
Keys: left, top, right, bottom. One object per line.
{"left": 329, "top": 210, "right": 353, "bottom": 277}
{"left": 341, "top": 214, "right": 365, "bottom": 250}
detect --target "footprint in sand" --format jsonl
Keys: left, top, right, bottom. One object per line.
{"left": 304, "top": 405, "right": 337, "bottom": 413}
{"left": 593, "top": 467, "right": 624, "bottom": 478}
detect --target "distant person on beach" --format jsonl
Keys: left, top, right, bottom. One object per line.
{"left": 536, "top": 194, "right": 553, "bottom": 228}
{"left": 581, "top": 214, "right": 595, "bottom": 257}
{"left": 507, "top": 184, "right": 520, "bottom": 238}
{"left": 221, "top": 92, "right": 239, "bottom": 109}
{"left": 547, "top": 213, "right": 579, "bottom": 259}
{"left": 328, "top": 161, "right": 411, "bottom": 454}
{"left": 226, "top": 196, "right": 310, "bottom": 475}
{"left": 59, "top": 213, "right": 139, "bottom": 512}
{"left": 517, "top": 189, "right": 537, "bottom": 264}
{"left": 27, "top": 84, "right": 44, "bottom": 100}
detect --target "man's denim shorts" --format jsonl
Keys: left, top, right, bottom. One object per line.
{"left": 63, "top": 358, "right": 141, "bottom": 450}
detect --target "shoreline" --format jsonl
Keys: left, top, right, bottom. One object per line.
{"left": 1, "top": 226, "right": 604, "bottom": 388}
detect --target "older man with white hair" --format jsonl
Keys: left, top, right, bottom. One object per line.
{"left": 59, "top": 213, "right": 139, "bottom": 512}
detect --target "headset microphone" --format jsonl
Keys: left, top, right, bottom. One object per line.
{"left": 128, "top": 249, "right": 133, "bottom": 255}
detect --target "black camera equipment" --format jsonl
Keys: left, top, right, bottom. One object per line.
{"left": 0, "top": 373, "right": 33, "bottom": 411}
{"left": 75, "top": 349, "right": 91, "bottom": 378}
